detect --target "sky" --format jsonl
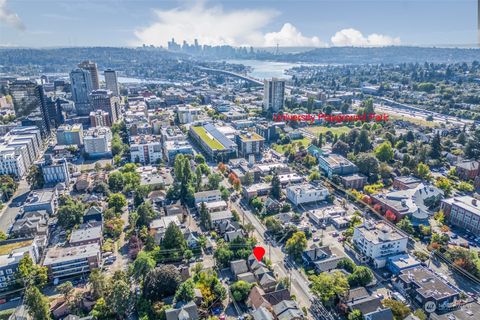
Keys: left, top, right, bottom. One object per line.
{"left": 0, "top": 0, "right": 478, "bottom": 48}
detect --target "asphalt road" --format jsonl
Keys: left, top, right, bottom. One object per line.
{"left": 0, "top": 179, "right": 30, "bottom": 233}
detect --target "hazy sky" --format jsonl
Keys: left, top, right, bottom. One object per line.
{"left": 0, "top": 0, "right": 478, "bottom": 48}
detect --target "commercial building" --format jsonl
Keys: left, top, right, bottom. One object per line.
{"left": 9, "top": 80, "right": 50, "bottom": 137}
{"left": 83, "top": 127, "right": 112, "bottom": 157}
{"left": 177, "top": 105, "right": 201, "bottom": 124}
{"left": 339, "top": 173, "right": 367, "bottom": 190}
{"left": 56, "top": 124, "right": 84, "bottom": 146}
{"left": 90, "top": 89, "right": 121, "bottom": 125}
{"left": 39, "top": 154, "right": 70, "bottom": 185}
{"left": 189, "top": 123, "right": 238, "bottom": 161}
{"left": 263, "top": 78, "right": 285, "bottom": 112}
{"left": 130, "top": 135, "right": 163, "bottom": 164}
{"left": 455, "top": 161, "right": 479, "bottom": 181}
{"left": 69, "top": 222, "right": 102, "bottom": 246}
{"left": 70, "top": 68, "right": 93, "bottom": 115}
{"left": 255, "top": 122, "right": 281, "bottom": 142}
{"left": 352, "top": 221, "right": 408, "bottom": 268}
{"left": 441, "top": 196, "right": 480, "bottom": 236}
{"left": 318, "top": 153, "right": 358, "bottom": 178}
{"left": 393, "top": 176, "right": 422, "bottom": 190}
{"left": 104, "top": 69, "right": 119, "bottom": 96}
{"left": 235, "top": 132, "right": 265, "bottom": 158}
{"left": 286, "top": 183, "right": 329, "bottom": 206}
{"left": 163, "top": 140, "right": 193, "bottom": 163}
{"left": 194, "top": 190, "right": 222, "bottom": 204}
{"left": 386, "top": 254, "right": 421, "bottom": 275}
{"left": 395, "top": 267, "right": 460, "bottom": 312}
{"left": 78, "top": 60, "right": 100, "bottom": 90}
{"left": 89, "top": 110, "right": 111, "bottom": 127}
{"left": 43, "top": 243, "right": 101, "bottom": 280}
{"left": 23, "top": 188, "right": 58, "bottom": 214}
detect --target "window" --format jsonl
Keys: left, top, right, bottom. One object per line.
{"left": 5, "top": 269, "right": 12, "bottom": 275}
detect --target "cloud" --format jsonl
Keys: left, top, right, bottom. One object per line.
{"left": 330, "top": 28, "right": 400, "bottom": 47}
{"left": 264, "top": 23, "right": 324, "bottom": 47}
{"left": 132, "top": 1, "right": 323, "bottom": 47}
{"left": 0, "top": 0, "right": 25, "bottom": 30}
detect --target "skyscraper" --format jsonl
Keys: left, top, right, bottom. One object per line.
{"left": 70, "top": 68, "right": 93, "bottom": 115}
{"left": 10, "top": 80, "right": 51, "bottom": 137}
{"left": 104, "top": 69, "right": 119, "bottom": 96}
{"left": 90, "top": 89, "right": 121, "bottom": 125}
{"left": 78, "top": 60, "right": 100, "bottom": 90}
{"left": 263, "top": 78, "right": 286, "bottom": 112}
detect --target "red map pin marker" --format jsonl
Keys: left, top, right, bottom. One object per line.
{"left": 253, "top": 246, "right": 266, "bottom": 262}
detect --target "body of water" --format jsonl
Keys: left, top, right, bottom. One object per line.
{"left": 225, "top": 59, "right": 301, "bottom": 80}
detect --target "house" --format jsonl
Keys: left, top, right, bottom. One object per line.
{"left": 363, "top": 308, "right": 394, "bottom": 320}
{"left": 252, "top": 307, "right": 274, "bottom": 320}
{"left": 230, "top": 259, "right": 249, "bottom": 279}
{"left": 243, "top": 183, "right": 272, "bottom": 200}
{"left": 183, "top": 229, "right": 199, "bottom": 248}
{"left": 272, "top": 300, "right": 304, "bottom": 320}
{"left": 393, "top": 176, "right": 422, "bottom": 190}
{"left": 394, "top": 267, "right": 460, "bottom": 311}
{"left": 264, "top": 197, "right": 282, "bottom": 214}
{"left": 165, "top": 301, "right": 199, "bottom": 320}
{"left": 75, "top": 173, "right": 91, "bottom": 192}
{"left": 150, "top": 215, "right": 182, "bottom": 244}
{"left": 224, "top": 230, "right": 244, "bottom": 242}
{"left": 352, "top": 221, "right": 408, "bottom": 268}
{"left": 455, "top": 161, "right": 479, "bottom": 181}
{"left": 200, "top": 200, "right": 228, "bottom": 213}
{"left": 302, "top": 245, "right": 345, "bottom": 273}
{"left": 83, "top": 206, "right": 103, "bottom": 223}
{"left": 237, "top": 272, "right": 256, "bottom": 284}
{"left": 10, "top": 210, "right": 48, "bottom": 238}
{"left": 211, "top": 210, "right": 233, "bottom": 226}
{"left": 345, "top": 287, "right": 383, "bottom": 315}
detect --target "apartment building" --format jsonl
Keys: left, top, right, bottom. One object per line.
{"left": 84, "top": 127, "right": 112, "bottom": 157}
{"left": 130, "top": 135, "right": 163, "bottom": 165}
{"left": 441, "top": 196, "right": 480, "bottom": 236}
{"left": 286, "top": 183, "right": 329, "bottom": 206}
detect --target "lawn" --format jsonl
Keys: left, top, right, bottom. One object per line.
{"left": 272, "top": 137, "right": 311, "bottom": 153}
{"left": 305, "top": 125, "right": 352, "bottom": 136}
{"left": 192, "top": 126, "right": 225, "bottom": 150}
{"left": 385, "top": 112, "right": 439, "bottom": 128}
{"left": 0, "top": 309, "right": 13, "bottom": 320}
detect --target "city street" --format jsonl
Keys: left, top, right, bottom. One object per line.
{"left": 0, "top": 179, "right": 30, "bottom": 233}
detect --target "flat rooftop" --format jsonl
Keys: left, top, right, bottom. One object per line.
{"left": 356, "top": 221, "right": 407, "bottom": 243}
{"left": 399, "top": 267, "right": 459, "bottom": 300}
{"left": 320, "top": 153, "right": 355, "bottom": 168}
{"left": 44, "top": 243, "right": 100, "bottom": 266}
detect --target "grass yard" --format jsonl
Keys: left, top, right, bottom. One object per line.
{"left": 385, "top": 112, "right": 439, "bottom": 128}
{"left": 272, "top": 137, "right": 311, "bottom": 153}
{"left": 305, "top": 125, "right": 352, "bottom": 136}
{"left": 0, "top": 309, "right": 14, "bottom": 320}
{"left": 191, "top": 126, "right": 225, "bottom": 150}
{"left": 0, "top": 239, "right": 33, "bottom": 255}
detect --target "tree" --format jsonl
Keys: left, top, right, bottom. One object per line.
{"left": 348, "top": 266, "right": 374, "bottom": 287}
{"left": 271, "top": 172, "right": 281, "bottom": 199}
{"left": 332, "top": 140, "right": 350, "bottom": 157}
{"left": 136, "top": 201, "right": 157, "bottom": 228}
{"left": 134, "top": 185, "right": 151, "bottom": 208}
{"left": 108, "top": 171, "right": 125, "bottom": 193}
{"left": 348, "top": 310, "right": 363, "bottom": 320}
{"left": 337, "top": 258, "right": 356, "bottom": 273}
{"left": 457, "top": 181, "right": 474, "bottom": 192}
{"left": 111, "top": 133, "right": 125, "bottom": 156}
{"left": 244, "top": 171, "right": 254, "bottom": 186}
{"left": 195, "top": 154, "right": 206, "bottom": 164}
{"left": 24, "top": 286, "right": 51, "bottom": 320}
{"left": 430, "top": 132, "right": 442, "bottom": 159}
{"left": 18, "top": 254, "right": 48, "bottom": 288}
{"left": 416, "top": 162, "right": 431, "bottom": 180}
{"left": 362, "top": 98, "right": 375, "bottom": 115}
{"left": 435, "top": 177, "right": 453, "bottom": 196}
{"left": 89, "top": 269, "right": 107, "bottom": 299}
{"left": 174, "top": 278, "right": 195, "bottom": 303}
{"left": 220, "top": 186, "right": 230, "bottom": 201}
{"left": 199, "top": 202, "right": 212, "bottom": 230}
{"left": 250, "top": 197, "right": 263, "bottom": 213}
{"left": 310, "top": 271, "right": 349, "bottom": 305}
{"left": 107, "top": 279, "right": 131, "bottom": 318}
{"left": 397, "top": 217, "right": 414, "bottom": 234}
{"left": 57, "top": 197, "right": 84, "bottom": 229}
{"left": 413, "top": 309, "right": 427, "bottom": 320}
{"left": 355, "top": 153, "right": 379, "bottom": 182}
{"left": 162, "top": 222, "right": 187, "bottom": 251}
{"left": 131, "top": 251, "right": 155, "bottom": 281}
{"left": 91, "top": 297, "right": 113, "bottom": 320}
{"left": 231, "top": 280, "right": 253, "bottom": 302}
{"left": 385, "top": 210, "right": 396, "bottom": 222}
{"left": 26, "top": 164, "right": 44, "bottom": 190}
{"left": 464, "top": 129, "right": 480, "bottom": 159}
{"left": 195, "top": 166, "right": 203, "bottom": 192}
{"left": 381, "top": 299, "right": 411, "bottom": 320}
{"left": 375, "top": 141, "right": 394, "bottom": 162}
{"left": 0, "top": 231, "right": 6, "bottom": 241}
{"left": 265, "top": 217, "right": 283, "bottom": 235}
{"left": 217, "top": 162, "right": 226, "bottom": 173}
{"left": 208, "top": 173, "right": 222, "bottom": 189}
{"left": 57, "top": 281, "right": 74, "bottom": 301}
{"left": 108, "top": 192, "right": 127, "bottom": 213}
{"left": 308, "top": 170, "right": 321, "bottom": 181}
{"left": 354, "top": 129, "right": 371, "bottom": 153}
{"left": 144, "top": 265, "right": 182, "bottom": 301}
{"left": 285, "top": 231, "right": 307, "bottom": 261}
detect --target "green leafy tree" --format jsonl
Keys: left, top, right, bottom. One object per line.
{"left": 244, "top": 172, "right": 254, "bottom": 186}
{"left": 134, "top": 185, "right": 151, "bottom": 208}
{"left": 26, "top": 164, "right": 44, "bottom": 190}
{"left": 107, "top": 279, "right": 131, "bottom": 318}
{"left": 457, "top": 181, "right": 474, "bottom": 192}
{"left": 208, "top": 173, "right": 222, "bottom": 189}
{"left": 199, "top": 202, "right": 212, "bottom": 230}
{"left": 265, "top": 216, "right": 283, "bottom": 235}
{"left": 348, "top": 310, "right": 363, "bottom": 320}
{"left": 430, "top": 132, "right": 442, "bottom": 159}
{"left": 136, "top": 201, "right": 157, "bottom": 228}
{"left": 250, "top": 197, "right": 263, "bottom": 213}
{"left": 285, "top": 231, "right": 307, "bottom": 261}
{"left": 354, "top": 129, "right": 371, "bottom": 153}
{"left": 348, "top": 266, "right": 374, "bottom": 287}
{"left": 108, "top": 192, "right": 127, "bottom": 213}
{"left": 435, "top": 177, "right": 453, "bottom": 196}
{"left": 56, "top": 281, "right": 74, "bottom": 301}
{"left": 308, "top": 170, "right": 321, "bottom": 181}
{"left": 416, "top": 162, "right": 431, "bottom": 180}
{"left": 355, "top": 153, "right": 379, "bottom": 182}
{"left": 375, "top": 141, "right": 394, "bottom": 162}
{"left": 89, "top": 269, "right": 107, "bottom": 299}
{"left": 144, "top": 265, "right": 182, "bottom": 301}
{"left": 413, "top": 309, "right": 427, "bottom": 320}
{"left": 397, "top": 217, "right": 414, "bottom": 234}
{"left": 91, "top": 297, "right": 113, "bottom": 319}
{"left": 57, "top": 197, "right": 85, "bottom": 229}
{"left": 174, "top": 278, "right": 195, "bottom": 303}
{"left": 131, "top": 251, "right": 156, "bottom": 282}
{"left": 231, "top": 280, "right": 253, "bottom": 302}
{"left": 381, "top": 299, "right": 411, "bottom": 320}
{"left": 337, "top": 258, "right": 356, "bottom": 273}
{"left": 162, "top": 222, "right": 187, "bottom": 251}
{"left": 310, "top": 271, "right": 349, "bottom": 306}
{"left": 108, "top": 171, "right": 125, "bottom": 193}
{"left": 24, "top": 286, "right": 51, "bottom": 320}
{"left": 271, "top": 172, "right": 281, "bottom": 199}
{"left": 18, "top": 254, "right": 48, "bottom": 288}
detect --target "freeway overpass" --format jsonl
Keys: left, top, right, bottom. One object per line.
{"left": 196, "top": 66, "right": 264, "bottom": 86}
